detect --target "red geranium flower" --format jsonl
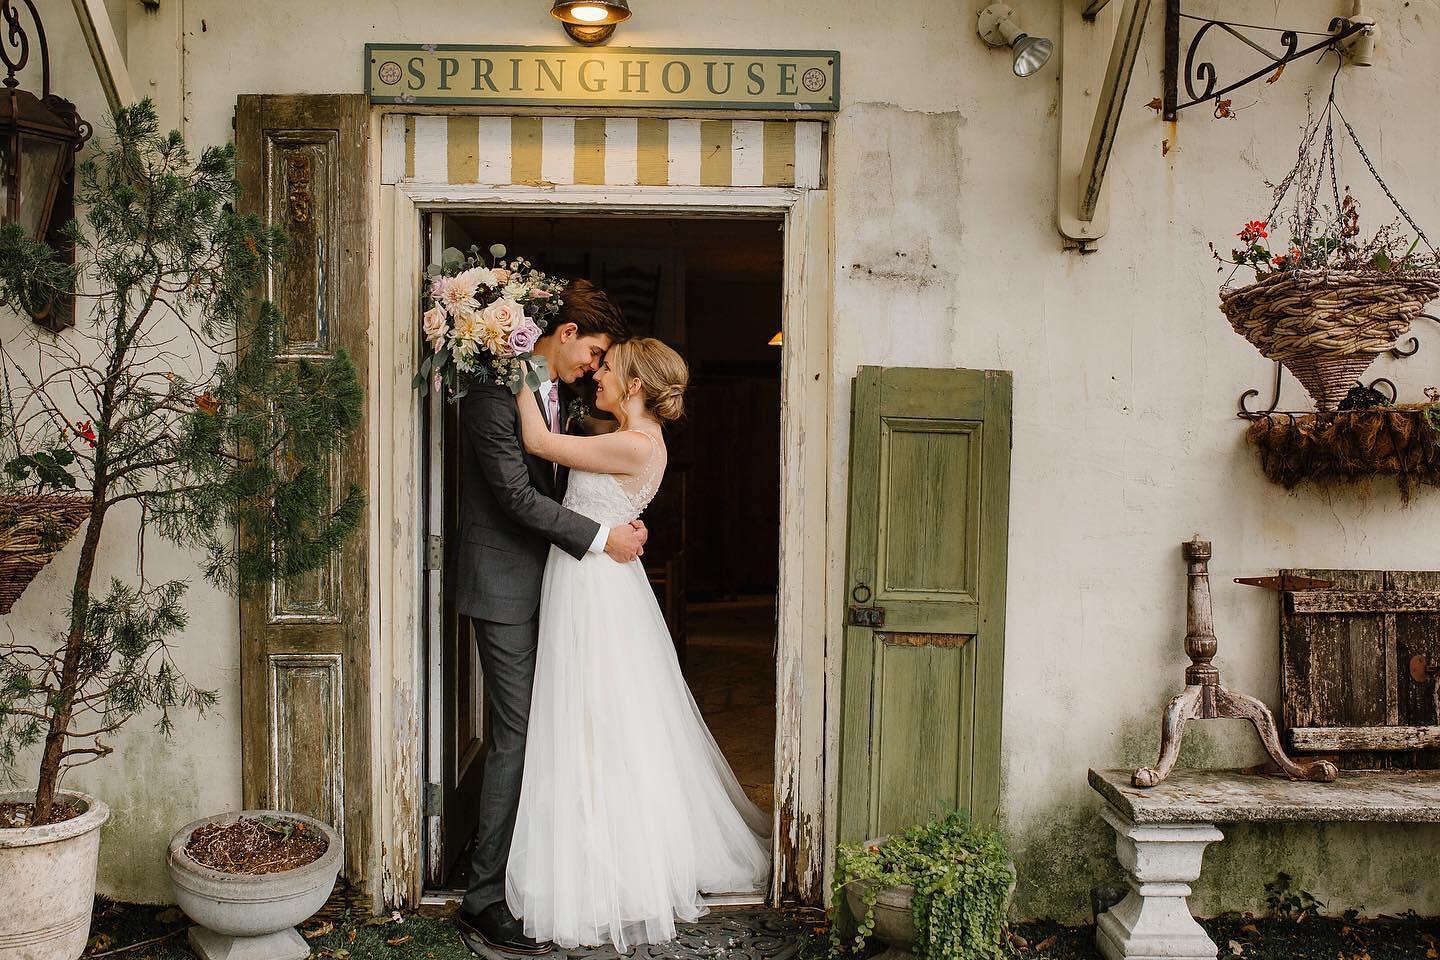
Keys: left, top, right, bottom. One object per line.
{"left": 73, "top": 420, "right": 96, "bottom": 448}
{"left": 1238, "top": 219, "right": 1269, "bottom": 244}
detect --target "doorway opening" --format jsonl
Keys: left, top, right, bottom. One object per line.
{"left": 422, "top": 213, "right": 786, "bottom": 897}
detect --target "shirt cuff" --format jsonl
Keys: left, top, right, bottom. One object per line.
{"left": 588, "top": 525, "right": 610, "bottom": 554}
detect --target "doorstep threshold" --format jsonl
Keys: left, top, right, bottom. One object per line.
{"left": 419, "top": 889, "right": 768, "bottom": 909}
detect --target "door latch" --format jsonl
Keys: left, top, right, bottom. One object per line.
{"left": 848, "top": 605, "right": 886, "bottom": 627}
{"left": 848, "top": 582, "right": 885, "bottom": 627}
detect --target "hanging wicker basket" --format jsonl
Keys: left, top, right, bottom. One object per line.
{"left": 1221, "top": 268, "right": 1440, "bottom": 412}
{"left": 0, "top": 495, "right": 91, "bottom": 614}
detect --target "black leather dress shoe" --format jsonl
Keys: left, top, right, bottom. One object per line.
{"left": 456, "top": 903, "right": 552, "bottom": 957}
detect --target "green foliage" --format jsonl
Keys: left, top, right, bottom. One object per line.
{"left": 832, "top": 811, "right": 1014, "bottom": 960}
{"left": 0, "top": 99, "right": 364, "bottom": 814}
{"left": 1263, "top": 872, "right": 1324, "bottom": 922}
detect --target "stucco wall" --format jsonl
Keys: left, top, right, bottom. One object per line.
{"left": 15, "top": 0, "right": 1440, "bottom": 917}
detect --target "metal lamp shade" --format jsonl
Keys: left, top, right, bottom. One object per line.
{"left": 550, "top": 0, "right": 631, "bottom": 25}
{"left": 1011, "top": 34, "right": 1053, "bottom": 77}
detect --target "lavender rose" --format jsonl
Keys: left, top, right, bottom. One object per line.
{"left": 507, "top": 316, "right": 542, "bottom": 354}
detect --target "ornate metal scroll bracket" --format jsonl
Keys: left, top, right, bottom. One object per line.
{"left": 1162, "top": 0, "right": 1370, "bottom": 121}
{"left": 1238, "top": 312, "right": 1440, "bottom": 418}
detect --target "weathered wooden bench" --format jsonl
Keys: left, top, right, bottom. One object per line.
{"left": 1087, "top": 767, "right": 1440, "bottom": 960}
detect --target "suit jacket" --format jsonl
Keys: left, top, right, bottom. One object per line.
{"left": 455, "top": 379, "right": 601, "bottom": 624}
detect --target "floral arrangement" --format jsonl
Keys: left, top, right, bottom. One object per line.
{"left": 1213, "top": 192, "right": 1437, "bottom": 280}
{"left": 413, "top": 243, "right": 567, "bottom": 398}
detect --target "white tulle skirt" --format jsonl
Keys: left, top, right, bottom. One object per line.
{"left": 505, "top": 547, "right": 771, "bottom": 952}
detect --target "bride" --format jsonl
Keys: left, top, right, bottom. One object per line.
{"left": 505, "top": 337, "right": 771, "bottom": 952}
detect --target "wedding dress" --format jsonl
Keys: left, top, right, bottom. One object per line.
{"left": 506, "top": 431, "right": 771, "bottom": 952}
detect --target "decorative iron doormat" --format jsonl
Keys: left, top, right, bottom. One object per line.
{"left": 461, "top": 910, "right": 809, "bottom": 960}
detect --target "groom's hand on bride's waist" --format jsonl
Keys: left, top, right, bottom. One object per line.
{"left": 603, "top": 520, "right": 647, "bottom": 563}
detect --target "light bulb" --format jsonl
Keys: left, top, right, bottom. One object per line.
{"left": 570, "top": 5, "right": 609, "bottom": 21}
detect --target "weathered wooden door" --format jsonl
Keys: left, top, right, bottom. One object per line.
{"left": 838, "top": 367, "right": 1012, "bottom": 842}
{"left": 236, "top": 95, "right": 372, "bottom": 894}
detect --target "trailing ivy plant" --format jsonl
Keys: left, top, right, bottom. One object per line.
{"left": 831, "top": 810, "right": 1015, "bottom": 960}
{"left": 0, "top": 99, "right": 363, "bottom": 825}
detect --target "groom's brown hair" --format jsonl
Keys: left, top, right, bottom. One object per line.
{"left": 557, "top": 278, "right": 628, "bottom": 342}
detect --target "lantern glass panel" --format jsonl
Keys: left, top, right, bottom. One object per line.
{"left": 18, "top": 136, "right": 64, "bottom": 239}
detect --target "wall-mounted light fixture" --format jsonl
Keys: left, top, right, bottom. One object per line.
{"left": 977, "top": 3, "right": 1054, "bottom": 77}
{"left": 551, "top": 0, "right": 632, "bottom": 45}
{"left": 0, "top": 0, "right": 91, "bottom": 328}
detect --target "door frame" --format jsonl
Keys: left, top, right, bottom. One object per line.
{"left": 370, "top": 180, "right": 834, "bottom": 908}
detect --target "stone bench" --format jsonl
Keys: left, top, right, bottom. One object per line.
{"left": 1087, "top": 767, "right": 1440, "bottom": 960}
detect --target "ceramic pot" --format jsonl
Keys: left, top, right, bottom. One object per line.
{"left": 0, "top": 789, "right": 110, "bottom": 960}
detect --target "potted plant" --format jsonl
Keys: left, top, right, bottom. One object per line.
{"left": 1212, "top": 93, "right": 1440, "bottom": 414}
{"left": 832, "top": 811, "right": 1015, "bottom": 960}
{"left": 167, "top": 811, "right": 342, "bottom": 960}
{"left": 0, "top": 100, "right": 363, "bottom": 960}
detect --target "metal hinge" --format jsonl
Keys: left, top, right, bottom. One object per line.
{"left": 425, "top": 534, "right": 443, "bottom": 571}
{"left": 424, "top": 781, "right": 442, "bottom": 816}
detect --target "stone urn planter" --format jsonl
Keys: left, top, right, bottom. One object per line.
{"left": 844, "top": 879, "right": 919, "bottom": 960}
{"left": 0, "top": 789, "right": 110, "bottom": 960}
{"left": 841, "top": 835, "right": 1017, "bottom": 960}
{"left": 167, "top": 811, "right": 341, "bottom": 960}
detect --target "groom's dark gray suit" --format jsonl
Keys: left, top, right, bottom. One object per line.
{"left": 456, "top": 379, "right": 600, "bottom": 916}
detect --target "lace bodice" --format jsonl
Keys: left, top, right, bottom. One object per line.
{"left": 562, "top": 430, "right": 666, "bottom": 527}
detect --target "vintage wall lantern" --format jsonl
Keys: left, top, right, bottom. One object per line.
{"left": 0, "top": 0, "right": 92, "bottom": 328}
{"left": 551, "top": 0, "right": 632, "bottom": 45}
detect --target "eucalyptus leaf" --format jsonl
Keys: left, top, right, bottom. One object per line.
{"left": 441, "top": 247, "right": 465, "bottom": 269}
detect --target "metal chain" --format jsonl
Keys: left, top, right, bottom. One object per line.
{"left": 1333, "top": 101, "right": 1439, "bottom": 257}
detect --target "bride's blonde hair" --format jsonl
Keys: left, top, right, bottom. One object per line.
{"left": 608, "top": 337, "right": 688, "bottom": 422}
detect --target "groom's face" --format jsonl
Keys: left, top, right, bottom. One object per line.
{"left": 554, "top": 327, "right": 613, "bottom": 384}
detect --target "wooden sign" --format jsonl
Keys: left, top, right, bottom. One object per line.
{"left": 365, "top": 45, "right": 840, "bottom": 112}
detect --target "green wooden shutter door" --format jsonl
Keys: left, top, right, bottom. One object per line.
{"left": 838, "top": 367, "right": 1012, "bottom": 842}
{"left": 235, "top": 95, "right": 373, "bottom": 898}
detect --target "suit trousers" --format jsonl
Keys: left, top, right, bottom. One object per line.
{"left": 460, "top": 614, "right": 539, "bottom": 916}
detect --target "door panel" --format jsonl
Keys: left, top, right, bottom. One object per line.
{"left": 839, "top": 366, "right": 1011, "bottom": 843}
{"left": 236, "top": 93, "right": 372, "bottom": 895}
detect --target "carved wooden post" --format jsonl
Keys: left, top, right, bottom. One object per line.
{"left": 1132, "top": 537, "right": 1339, "bottom": 788}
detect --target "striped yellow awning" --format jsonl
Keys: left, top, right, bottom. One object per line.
{"left": 381, "top": 115, "right": 824, "bottom": 188}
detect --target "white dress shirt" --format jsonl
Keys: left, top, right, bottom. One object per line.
{"left": 539, "top": 376, "right": 609, "bottom": 554}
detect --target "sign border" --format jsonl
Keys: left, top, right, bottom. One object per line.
{"left": 364, "top": 44, "right": 841, "bottom": 112}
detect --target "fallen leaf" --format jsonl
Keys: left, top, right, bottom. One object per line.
{"left": 1035, "top": 934, "right": 1058, "bottom": 951}
{"left": 88, "top": 934, "right": 115, "bottom": 952}
{"left": 1215, "top": 98, "right": 1234, "bottom": 119}
{"left": 1228, "top": 940, "right": 1244, "bottom": 956}
{"left": 1240, "top": 923, "right": 1259, "bottom": 936}
{"left": 386, "top": 936, "right": 414, "bottom": 947}
{"left": 362, "top": 916, "right": 396, "bottom": 927}
{"left": 1266, "top": 63, "right": 1285, "bottom": 84}
{"left": 1147, "top": 96, "right": 1163, "bottom": 112}
{"left": 155, "top": 908, "right": 185, "bottom": 925}
{"left": 1427, "top": 946, "right": 1437, "bottom": 959}
{"left": 302, "top": 921, "right": 335, "bottom": 940}
{"left": 1162, "top": 139, "right": 1171, "bottom": 156}
{"left": 346, "top": 929, "right": 357, "bottom": 944}
{"left": 333, "top": 950, "right": 350, "bottom": 960}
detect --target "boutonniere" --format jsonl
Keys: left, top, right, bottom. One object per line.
{"left": 565, "top": 397, "right": 591, "bottom": 430}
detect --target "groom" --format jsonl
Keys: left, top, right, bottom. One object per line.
{"left": 455, "top": 278, "right": 645, "bottom": 956}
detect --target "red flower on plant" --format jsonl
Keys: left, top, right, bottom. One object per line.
{"left": 1238, "top": 220, "right": 1269, "bottom": 244}
{"left": 73, "top": 420, "right": 96, "bottom": 448}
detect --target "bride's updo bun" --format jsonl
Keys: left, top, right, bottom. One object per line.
{"left": 609, "top": 337, "right": 688, "bottom": 422}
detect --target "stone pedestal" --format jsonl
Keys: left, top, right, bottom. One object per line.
{"left": 188, "top": 926, "right": 309, "bottom": 960}
{"left": 1095, "top": 806, "right": 1223, "bottom": 960}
